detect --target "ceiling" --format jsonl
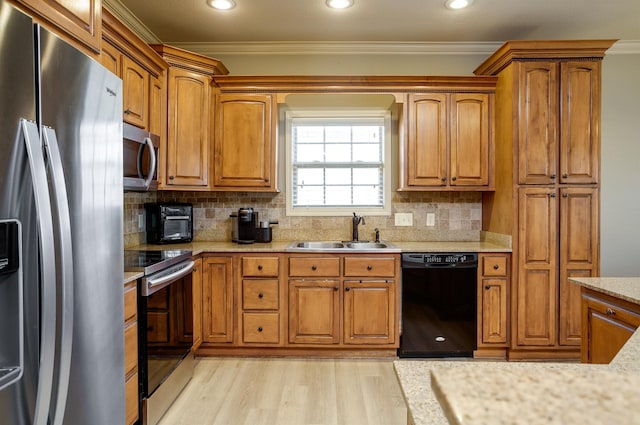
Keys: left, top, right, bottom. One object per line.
{"left": 116, "top": 0, "right": 640, "bottom": 45}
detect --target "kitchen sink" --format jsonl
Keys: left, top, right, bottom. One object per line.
{"left": 286, "top": 241, "right": 399, "bottom": 252}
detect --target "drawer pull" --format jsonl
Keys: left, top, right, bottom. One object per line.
{"left": 258, "top": 327, "right": 263, "bottom": 332}
{"left": 258, "top": 293, "right": 264, "bottom": 299}
{"left": 493, "top": 264, "right": 499, "bottom": 270}
{"left": 367, "top": 265, "right": 373, "bottom": 271}
{"left": 258, "top": 265, "right": 263, "bottom": 271}
{"left": 311, "top": 265, "right": 317, "bottom": 271}
{"left": 606, "top": 308, "right": 616, "bottom": 316}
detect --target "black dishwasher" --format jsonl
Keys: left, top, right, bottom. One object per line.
{"left": 399, "top": 253, "right": 478, "bottom": 358}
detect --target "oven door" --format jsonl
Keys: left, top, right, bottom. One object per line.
{"left": 138, "top": 260, "right": 194, "bottom": 424}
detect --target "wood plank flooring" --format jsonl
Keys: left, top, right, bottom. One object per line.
{"left": 159, "top": 358, "right": 409, "bottom": 425}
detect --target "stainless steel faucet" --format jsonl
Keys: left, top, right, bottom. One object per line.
{"left": 352, "top": 212, "right": 365, "bottom": 242}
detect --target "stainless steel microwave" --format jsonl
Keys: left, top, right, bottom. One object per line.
{"left": 123, "top": 122, "right": 159, "bottom": 191}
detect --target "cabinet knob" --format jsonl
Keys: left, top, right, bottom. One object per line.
{"left": 606, "top": 308, "right": 616, "bottom": 316}
{"left": 493, "top": 264, "right": 499, "bottom": 270}
{"left": 334, "top": 286, "right": 339, "bottom": 291}
{"left": 311, "top": 265, "right": 317, "bottom": 271}
{"left": 485, "top": 285, "right": 491, "bottom": 290}
{"left": 441, "top": 177, "right": 446, "bottom": 182}
{"left": 193, "top": 268, "right": 198, "bottom": 272}
{"left": 264, "top": 178, "right": 269, "bottom": 182}
{"left": 169, "top": 176, "right": 175, "bottom": 180}
{"left": 345, "top": 287, "right": 351, "bottom": 292}
{"left": 562, "top": 173, "right": 569, "bottom": 179}
{"left": 367, "top": 265, "right": 373, "bottom": 271}
{"left": 124, "top": 108, "right": 131, "bottom": 115}
{"left": 550, "top": 193, "right": 557, "bottom": 198}
{"left": 451, "top": 176, "right": 457, "bottom": 182}
{"left": 258, "top": 293, "right": 264, "bottom": 299}
{"left": 550, "top": 174, "right": 557, "bottom": 179}
{"left": 258, "top": 327, "right": 263, "bottom": 332}
{"left": 258, "top": 264, "right": 263, "bottom": 271}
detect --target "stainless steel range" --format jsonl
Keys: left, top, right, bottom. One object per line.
{"left": 124, "top": 249, "right": 195, "bottom": 425}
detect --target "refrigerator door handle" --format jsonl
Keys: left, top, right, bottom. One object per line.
{"left": 20, "top": 119, "right": 57, "bottom": 425}
{"left": 42, "top": 127, "right": 74, "bottom": 425}
{"left": 137, "top": 136, "right": 157, "bottom": 189}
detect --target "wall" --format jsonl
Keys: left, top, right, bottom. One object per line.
{"left": 600, "top": 53, "right": 640, "bottom": 276}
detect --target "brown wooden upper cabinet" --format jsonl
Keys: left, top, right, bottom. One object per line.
{"left": 122, "top": 56, "right": 149, "bottom": 129}
{"left": 14, "top": 0, "right": 101, "bottom": 53}
{"left": 402, "top": 92, "right": 493, "bottom": 190}
{"left": 213, "top": 93, "right": 277, "bottom": 191}
{"left": 152, "top": 44, "right": 228, "bottom": 190}
{"left": 517, "top": 61, "right": 601, "bottom": 185}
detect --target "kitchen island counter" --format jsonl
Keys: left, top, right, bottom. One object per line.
{"left": 394, "top": 276, "right": 640, "bottom": 425}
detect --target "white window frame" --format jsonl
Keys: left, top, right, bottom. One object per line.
{"left": 285, "top": 109, "right": 392, "bottom": 217}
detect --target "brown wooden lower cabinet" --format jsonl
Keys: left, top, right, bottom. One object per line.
{"left": 123, "top": 281, "right": 138, "bottom": 425}
{"left": 288, "top": 279, "right": 340, "bottom": 344}
{"left": 202, "top": 256, "right": 234, "bottom": 343}
{"left": 581, "top": 288, "right": 640, "bottom": 364}
{"left": 475, "top": 253, "right": 510, "bottom": 358}
{"left": 343, "top": 280, "right": 395, "bottom": 345}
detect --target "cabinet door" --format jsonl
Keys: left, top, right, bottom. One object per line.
{"left": 214, "top": 94, "right": 275, "bottom": 190}
{"left": 202, "top": 257, "right": 234, "bottom": 343}
{"left": 517, "top": 62, "right": 559, "bottom": 185}
{"left": 343, "top": 280, "right": 395, "bottom": 345}
{"left": 288, "top": 280, "right": 340, "bottom": 344}
{"left": 406, "top": 94, "right": 448, "bottom": 187}
{"left": 122, "top": 56, "right": 149, "bottom": 129}
{"left": 558, "top": 188, "right": 599, "bottom": 346}
{"left": 516, "top": 187, "right": 558, "bottom": 346}
{"left": 149, "top": 73, "right": 164, "bottom": 137}
{"left": 100, "top": 41, "right": 121, "bottom": 77}
{"left": 582, "top": 292, "right": 640, "bottom": 364}
{"left": 15, "top": 0, "right": 101, "bottom": 52}
{"left": 450, "top": 93, "right": 490, "bottom": 186}
{"left": 166, "top": 68, "right": 210, "bottom": 187}
{"left": 192, "top": 258, "right": 203, "bottom": 350}
{"left": 560, "top": 62, "right": 601, "bottom": 184}
{"left": 479, "top": 278, "right": 508, "bottom": 345}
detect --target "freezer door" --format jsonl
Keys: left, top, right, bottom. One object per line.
{"left": 0, "top": 2, "right": 40, "bottom": 425}
{"left": 38, "top": 27, "right": 125, "bottom": 425}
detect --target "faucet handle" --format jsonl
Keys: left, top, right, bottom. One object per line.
{"left": 374, "top": 228, "right": 380, "bottom": 243}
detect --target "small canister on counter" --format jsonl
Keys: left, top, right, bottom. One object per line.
{"left": 256, "top": 220, "right": 278, "bottom": 243}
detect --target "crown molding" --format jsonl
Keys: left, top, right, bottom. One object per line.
{"left": 103, "top": 0, "right": 162, "bottom": 44}
{"left": 100, "top": 1, "right": 640, "bottom": 56}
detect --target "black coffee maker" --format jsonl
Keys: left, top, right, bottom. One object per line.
{"left": 233, "top": 207, "right": 258, "bottom": 244}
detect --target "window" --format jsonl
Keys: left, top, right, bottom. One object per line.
{"left": 285, "top": 110, "right": 391, "bottom": 216}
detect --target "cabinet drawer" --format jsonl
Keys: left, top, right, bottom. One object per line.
{"left": 343, "top": 257, "right": 396, "bottom": 277}
{"left": 124, "top": 283, "right": 137, "bottom": 323}
{"left": 242, "top": 313, "right": 280, "bottom": 343}
{"left": 289, "top": 257, "right": 340, "bottom": 277}
{"left": 125, "top": 372, "right": 139, "bottom": 425}
{"left": 242, "top": 279, "right": 279, "bottom": 310}
{"left": 482, "top": 256, "right": 508, "bottom": 277}
{"left": 585, "top": 294, "right": 640, "bottom": 328}
{"left": 124, "top": 322, "right": 138, "bottom": 378}
{"left": 243, "top": 257, "right": 279, "bottom": 277}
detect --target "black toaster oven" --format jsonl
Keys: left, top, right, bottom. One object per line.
{"left": 144, "top": 203, "right": 193, "bottom": 244}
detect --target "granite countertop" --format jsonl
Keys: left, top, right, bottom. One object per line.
{"left": 128, "top": 240, "right": 512, "bottom": 255}
{"left": 394, "top": 277, "right": 640, "bottom": 425}
{"left": 124, "top": 271, "right": 143, "bottom": 284}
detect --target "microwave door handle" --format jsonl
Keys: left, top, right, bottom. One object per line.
{"left": 136, "top": 136, "right": 157, "bottom": 189}
{"left": 164, "top": 216, "right": 191, "bottom": 220}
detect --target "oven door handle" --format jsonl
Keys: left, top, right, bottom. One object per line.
{"left": 144, "top": 261, "right": 195, "bottom": 296}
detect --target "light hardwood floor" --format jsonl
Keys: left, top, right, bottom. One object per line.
{"left": 159, "top": 358, "right": 409, "bottom": 425}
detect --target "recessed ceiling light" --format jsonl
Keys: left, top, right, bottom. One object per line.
{"left": 326, "top": 0, "right": 354, "bottom": 9}
{"left": 207, "top": 0, "right": 236, "bottom": 10}
{"left": 444, "top": 0, "right": 474, "bottom": 10}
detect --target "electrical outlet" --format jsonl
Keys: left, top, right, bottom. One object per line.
{"left": 426, "top": 213, "right": 436, "bottom": 227}
{"left": 138, "top": 213, "right": 145, "bottom": 231}
{"left": 394, "top": 213, "right": 413, "bottom": 226}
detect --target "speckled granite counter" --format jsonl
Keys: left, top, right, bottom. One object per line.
{"left": 395, "top": 277, "right": 640, "bottom": 425}
{"left": 129, "top": 240, "right": 511, "bottom": 255}
{"left": 124, "top": 271, "right": 143, "bottom": 284}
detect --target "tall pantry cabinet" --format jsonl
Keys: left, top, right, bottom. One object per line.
{"left": 475, "top": 40, "right": 615, "bottom": 360}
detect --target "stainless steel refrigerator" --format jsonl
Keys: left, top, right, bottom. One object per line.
{"left": 0, "top": 1, "right": 125, "bottom": 424}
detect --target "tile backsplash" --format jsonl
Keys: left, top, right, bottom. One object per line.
{"left": 124, "top": 190, "right": 482, "bottom": 247}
